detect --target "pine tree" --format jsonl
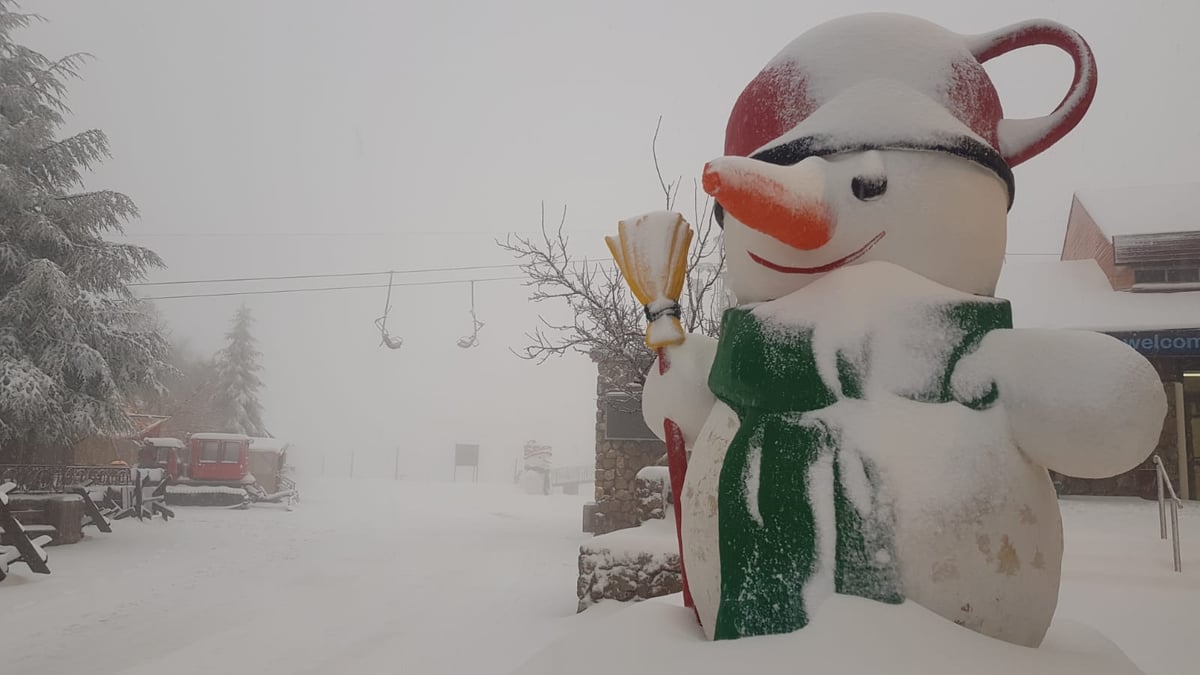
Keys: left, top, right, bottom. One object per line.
{"left": 212, "top": 305, "right": 266, "bottom": 436}
{"left": 0, "top": 4, "right": 169, "bottom": 462}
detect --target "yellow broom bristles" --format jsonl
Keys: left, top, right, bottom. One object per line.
{"left": 605, "top": 211, "right": 694, "bottom": 348}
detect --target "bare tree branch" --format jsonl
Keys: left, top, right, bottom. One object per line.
{"left": 499, "top": 120, "right": 728, "bottom": 399}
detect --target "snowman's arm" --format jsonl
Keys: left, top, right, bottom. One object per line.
{"left": 952, "top": 328, "right": 1166, "bottom": 478}
{"left": 642, "top": 334, "right": 719, "bottom": 447}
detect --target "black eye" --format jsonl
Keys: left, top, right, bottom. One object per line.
{"left": 852, "top": 175, "right": 887, "bottom": 201}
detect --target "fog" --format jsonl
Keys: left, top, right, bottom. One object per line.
{"left": 19, "top": 0, "right": 1200, "bottom": 481}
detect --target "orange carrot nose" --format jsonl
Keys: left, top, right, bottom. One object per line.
{"left": 703, "top": 158, "right": 834, "bottom": 250}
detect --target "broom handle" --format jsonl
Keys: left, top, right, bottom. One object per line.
{"left": 657, "top": 346, "right": 695, "bottom": 610}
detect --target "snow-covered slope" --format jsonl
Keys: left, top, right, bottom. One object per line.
{"left": 0, "top": 479, "right": 1193, "bottom": 675}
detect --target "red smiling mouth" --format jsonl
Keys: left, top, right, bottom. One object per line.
{"left": 749, "top": 231, "right": 887, "bottom": 274}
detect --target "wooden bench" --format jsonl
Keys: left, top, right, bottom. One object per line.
{"left": 3, "top": 493, "right": 84, "bottom": 545}
{"left": 112, "top": 473, "right": 174, "bottom": 522}
{"left": 0, "top": 523, "right": 57, "bottom": 545}
{"left": 68, "top": 483, "right": 113, "bottom": 533}
{"left": 0, "top": 482, "right": 51, "bottom": 581}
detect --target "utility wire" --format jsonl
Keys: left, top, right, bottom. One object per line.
{"left": 129, "top": 258, "right": 616, "bottom": 287}
{"left": 139, "top": 275, "right": 528, "bottom": 301}
{"left": 116, "top": 229, "right": 617, "bottom": 238}
{"left": 129, "top": 262, "right": 527, "bottom": 287}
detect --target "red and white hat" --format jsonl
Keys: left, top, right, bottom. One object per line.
{"left": 723, "top": 14, "right": 1097, "bottom": 209}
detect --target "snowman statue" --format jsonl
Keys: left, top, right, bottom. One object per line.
{"left": 611, "top": 14, "right": 1167, "bottom": 648}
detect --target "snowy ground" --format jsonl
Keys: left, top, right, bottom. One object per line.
{"left": 0, "top": 477, "right": 1196, "bottom": 675}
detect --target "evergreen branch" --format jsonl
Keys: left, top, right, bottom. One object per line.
{"left": 28, "top": 128, "right": 109, "bottom": 188}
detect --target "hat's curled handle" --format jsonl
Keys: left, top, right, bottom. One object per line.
{"left": 967, "top": 20, "right": 1097, "bottom": 167}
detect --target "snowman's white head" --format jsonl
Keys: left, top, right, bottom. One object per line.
{"left": 707, "top": 147, "right": 1009, "bottom": 304}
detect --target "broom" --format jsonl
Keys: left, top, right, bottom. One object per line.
{"left": 606, "top": 211, "right": 695, "bottom": 610}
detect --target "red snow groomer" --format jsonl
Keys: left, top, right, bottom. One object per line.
{"left": 181, "top": 433, "right": 298, "bottom": 508}
{"left": 138, "top": 437, "right": 189, "bottom": 481}
{"left": 187, "top": 433, "right": 252, "bottom": 485}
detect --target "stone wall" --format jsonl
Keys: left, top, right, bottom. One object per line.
{"left": 577, "top": 466, "right": 684, "bottom": 611}
{"left": 590, "top": 359, "right": 666, "bottom": 535}
{"left": 592, "top": 439, "right": 665, "bottom": 534}
{"left": 576, "top": 518, "right": 682, "bottom": 612}
{"left": 635, "top": 466, "right": 670, "bottom": 523}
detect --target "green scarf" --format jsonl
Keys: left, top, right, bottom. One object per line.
{"left": 706, "top": 296, "right": 1012, "bottom": 640}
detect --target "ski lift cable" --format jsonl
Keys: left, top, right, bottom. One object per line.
{"left": 139, "top": 275, "right": 528, "bottom": 301}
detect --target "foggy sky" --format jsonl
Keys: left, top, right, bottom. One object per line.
{"left": 19, "top": 0, "right": 1200, "bottom": 480}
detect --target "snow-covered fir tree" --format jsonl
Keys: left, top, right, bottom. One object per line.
{"left": 0, "top": 4, "right": 169, "bottom": 462}
{"left": 212, "top": 305, "right": 266, "bottom": 436}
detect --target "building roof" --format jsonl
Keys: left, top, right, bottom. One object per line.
{"left": 190, "top": 432, "right": 251, "bottom": 441}
{"left": 249, "top": 437, "right": 289, "bottom": 454}
{"left": 1075, "top": 183, "right": 1200, "bottom": 239}
{"left": 997, "top": 259, "right": 1200, "bottom": 332}
{"left": 125, "top": 413, "right": 171, "bottom": 439}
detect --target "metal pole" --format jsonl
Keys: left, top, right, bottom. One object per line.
{"left": 1174, "top": 382, "right": 1190, "bottom": 500}
{"left": 394, "top": 447, "right": 400, "bottom": 481}
{"left": 350, "top": 451, "right": 355, "bottom": 479}
{"left": 1157, "top": 457, "right": 1168, "bottom": 539}
{"left": 321, "top": 455, "right": 326, "bottom": 476}
{"left": 1170, "top": 499, "right": 1182, "bottom": 573}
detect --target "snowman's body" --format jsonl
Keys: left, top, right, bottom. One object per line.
{"left": 685, "top": 400, "right": 1063, "bottom": 646}
{"left": 671, "top": 262, "right": 1067, "bottom": 645}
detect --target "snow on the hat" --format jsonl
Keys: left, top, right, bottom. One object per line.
{"left": 765, "top": 14, "right": 971, "bottom": 109}
{"left": 746, "top": 12, "right": 989, "bottom": 155}
{"left": 756, "top": 79, "right": 992, "bottom": 157}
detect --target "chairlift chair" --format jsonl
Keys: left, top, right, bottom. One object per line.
{"left": 376, "top": 271, "right": 404, "bottom": 349}
{"left": 457, "top": 280, "right": 485, "bottom": 349}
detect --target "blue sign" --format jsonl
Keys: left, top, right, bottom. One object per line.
{"left": 1107, "top": 329, "right": 1200, "bottom": 356}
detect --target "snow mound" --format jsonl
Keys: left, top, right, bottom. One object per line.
{"left": 513, "top": 594, "right": 1144, "bottom": 675}
{"left": 582, "top": 516, "right": 678, "bottom": 558}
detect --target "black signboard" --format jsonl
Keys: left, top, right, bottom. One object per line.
{"left": 453, "top": 444, "right": 479, "bottom": 482}
{"left": 603, "top": 393, "right": 660, "bottom": 441}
